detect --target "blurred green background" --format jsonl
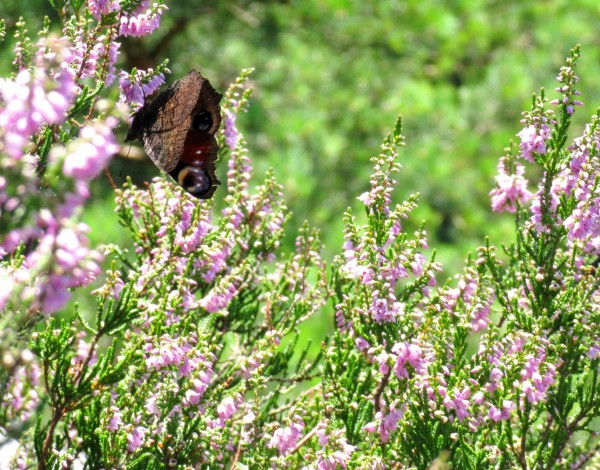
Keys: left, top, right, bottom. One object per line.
{"left": 2, "top": 0, "right": 600, "bottom": 275}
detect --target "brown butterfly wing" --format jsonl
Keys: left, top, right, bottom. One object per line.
{"left": 126, "top": 70, "right": 223, "bottom": 198}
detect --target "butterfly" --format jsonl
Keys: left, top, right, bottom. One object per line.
{"left": 125, "top": 70, "right": 223, "bottom": 199}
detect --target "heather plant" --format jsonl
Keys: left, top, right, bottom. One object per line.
{"left": 0, "top": 2, "right": 599, "bottom": 470}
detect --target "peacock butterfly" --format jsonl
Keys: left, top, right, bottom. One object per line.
{"left": 125, "top": 70, "right": 223, "bottom": 199}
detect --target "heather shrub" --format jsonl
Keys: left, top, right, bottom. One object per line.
{"left": 0, "top": 2, "right": 598, "bottom": 469}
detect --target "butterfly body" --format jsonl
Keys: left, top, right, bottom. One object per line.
{"left": 125, "top": 70, "right": 222, "bottom": 199}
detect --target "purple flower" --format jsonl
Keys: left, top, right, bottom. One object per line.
{"left": 61, "top": 120, "right": 119, "bottom": 181}
{"left": 215, "top": 395, "right": 239, "bottom": 426}
{"left": 0, "top": 268, "right": 15, "bottom": 310}
{"left": 119, "top": 69, "right": 165, "bottom": 109}
{"left": 145, "top": 335, "right": 188, "bottom": 370}
{"left": 126, "top": 426, "right": 148, "bottom": 452}
{"left": 314, "top": 425, "right": 355, "bottom": 469}
{"left": 145, "top": 396, "right": 161, "bottom": 416}
{"left": 199, "top": 281, "right": 238, "bottom": 313}
{"left": 0, "top": 38, "right": 76, "bottom": 159}
{"left": 490, "top": 158, "right": 532, "bottom": 213}
{"left": 267, "top": 417, "right": 305, "bottom": 455}
{"left": 529, "top": 183, "right": 560, "bottom": 234}
{"left": 391, "top": 341, "right": 426, "bottom": 379}
{"left": 518, "top": 124, "right": 550, "bottom": 162}
{"left": 363, "top": 407, "right": 403, "bottom": 443}
{"left": 88, "top": 0, "right": 120, "bottom": 20}
{"left": 107, "top": 407, "right": 122, "bottom": 432}
{"left": 224, "top": 108, "right": 240, "bottom": 150}
{"left": 443, "top": 387, "right": 472, "bottom": 422}
{"left": 119, "top": 3, "right": 168, "bottom": 37}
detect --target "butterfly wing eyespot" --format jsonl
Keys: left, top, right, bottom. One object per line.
{"left": 174, "top": 166, "right": 214, "bottom": 198}
{"left": 167, "top": 130, "right": 220, "bottom": 199}
{"left": 192, "top": 111, "right": 213, "bottom": 133}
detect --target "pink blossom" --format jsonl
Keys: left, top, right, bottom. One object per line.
{"left": 518, "top": 124, "right": 550, "bottom": 162}
{"left": 224, "top": 108, "right": 239, "bottom": 150}
{"left": 119, "top": 3, "right": 168, "bottom": 37}
{"left": 88, "top": 0, "right": 120, "bottom": 20}
{"left": 145, "top": 396, "right": 160, "bottom": 416}
{"left": 200, "top": 282, "right": 238, "bottom": 313}
{"left": 61, "top": 120, "right": 119, "bottom": 181}
{"left": 119, "top": 69, "right": 165, "bottom": 109}
{"left": 443, "top": 387, "right": 472, "bottom": 422}
{"left": 127, "top": 426, "right": 148, "bottom": 452}
{"left": 267, "top": 418, "right": 305, "bottom": 455}
{"left": 363, "top": 407, "right": 403, "bottom": 443}
{"left": 490, "top": 158, "right": 532, "bottom": 213}
{"left": 392, "top": 341, "right": 425, "bottom": 379}
{"left": 216, "top": 396, "right": 238, "bottom": 425}
{"left": 0, "top": 38, "right": 76, "bottom": 159}
{"left": 355, "top": 337, "right": 370, "bottom": 351}
{"left": 107, "top": 407, "right": 122, "bottom": 432}
{"left": 315, "top": 427, "right": 355, "bottom": 469}
{"left": 471, "top": 303, "right": 491, "bottom": 332}
{"left": 145, "top": 335, "right": 190, "bottom": 370}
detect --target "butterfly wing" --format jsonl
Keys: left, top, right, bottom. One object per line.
{"left": 126, "top": 70, "right": 223, "bottom": 198}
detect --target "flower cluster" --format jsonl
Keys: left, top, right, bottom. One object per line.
{"left": 119, "top": 2, "right": 168, "bottom": 38}
{"left": 489, "top": 155, "right": 532, "bottom": 213}
{"left": 324, "top": 47, "right": 599, "bottom": 469}
{"left": 491, "top": 47, "right": 599, "bottom": 254}
{"left": 119, "top": 66, "right": 166, "bottom": 109}
{"left": 0, "top": 36, "right": 75, "bottom": 159}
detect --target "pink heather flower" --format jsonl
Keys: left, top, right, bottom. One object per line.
{"left": 127, "top": 426, "right": 148, "bottom": 452}
{"left": 145, "top": 396, "right": 160, "bottom": 416}
{"left": 72, "top": 36, "right": 120, "bottom": 86}
{"left": 490, "top": 158, "right": 532, "bottom": 213}
{"left": 186, "top": 373, "right": 212, "bottom": 399}
{"left": 363, "top": 407, "right": 403, "bottom": 443}
{"left": 489, "top": 400, "right": 516, "bottom": 422}
{"left": 216, "top": 396, "right": 238, "bottom": 425}
{"left": 315, "top": 426, "right": 355, "bottom": 469}
{"left": 119, "top": 3, "right": 168, "bottom": 37}
{"left": 107, "top": 407, "right": 123, "bottom": 432}
{"left": 471, "top": 302, "right": 492, "bottom": 332}
{"left": 119, "top": 69, "right": 165, "bottom": 109}
{"left": 267, "top": 418, "right": 305, "bottom": 455}
{"left": 588, "top": 343, "right": 600, "bottom": 360}
{"left": 518, "top": 124, "right": 550, "bottom": 162}
{"left": 529, "top": 183, "right": 560, "bottom": 234}
{"left": 3, "top": 363, "right": 41, "bottom": 423}
{"left": 391, "top": 341, "right": 425, "bottom": 379}
{"left": 488, "top": 405, "right": 502, "bottom": 422}
{"left": 357, "top": 191, "right": 374, "bottom": 206}
{"left": 472, "top": 391, "right": 485, "bottom": 405}
{"left": 0, "top": 268, "right": 14, "bottom": 310}
{"left": 61, "top": 120, "right": 119, "bottom": 181}
{"left": 443, "top": 387, "right": 472, "bottom": 422}
{"left": 145, "top": 335, "right": 191, "bottom": 371}
{"left": 224, "top": 108, "right": 239, "bottom": 150}
{"left": 88, "top": 0, "right": 120, "bottom": 20}
{"left": 355, "top": 337, "right": 369, "bottom": 351}
{"left": 199, "top": 282, "right": 238, "bottom": 313}
{"left": 410, "top": 252, "right": 426, "bottom": 276}
{"left": 0, "top": 46, "right": 76, "bottom": 159}
{"left": 370, "top": 295, "right": 404, "bottom": 323}
{"left": 335, "top": 308, "right": 347, "bottom": 331}
{"left": 19, "top": 220, "right": 102, "bottom": 314}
